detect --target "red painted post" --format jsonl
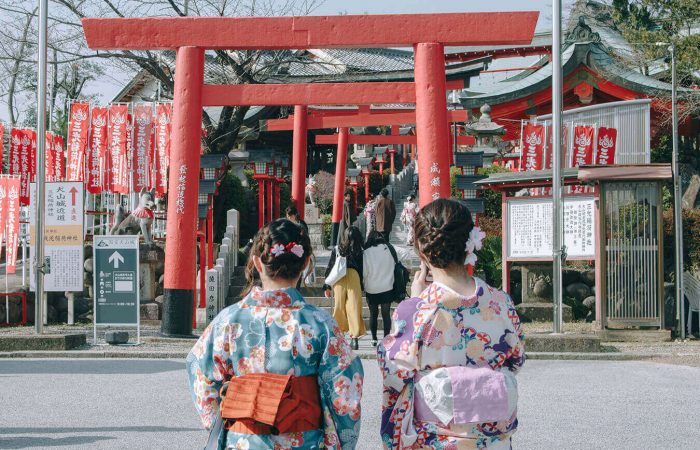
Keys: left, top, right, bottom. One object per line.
{"left": 291, "top": 105, "right": 308, "bottom": 219}
{"left": 411, "top": 144, "right": 416, "bottom": 162}
{"left": 274, "top": 181, "right": 281, "bottom": 219}
{"left": 207, "top": 199, "right": 214, "bottom": 268}
{"left": 267, "top": 178, "right": 274, "bottom": 223}
{"left": 198, "top": 231, "right": 206, "bottom": 308}
{"left": 162, "top": 46, "right": 204, "bottom": 337}
{"left": 389, "top": 151, "right": 396, "bottom": 174}
{"left": 414, "top": 42, "right": 451, "bottom": 207}
{"left": 256, "top": 176, "right": 265, "bottom": 226}
{"left": 331, "top": 127, "right": 349, "bottom": 245}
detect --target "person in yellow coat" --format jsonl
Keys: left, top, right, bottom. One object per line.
{"left": 324, "top": 226, "right": 366, "bottom": 350}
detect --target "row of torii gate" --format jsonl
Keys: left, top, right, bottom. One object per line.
{"left": 81, "top": 11, "right": 538, "bottom": 336}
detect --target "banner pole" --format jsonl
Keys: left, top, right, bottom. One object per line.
{"left": 34, "top": 0, "right": 49, "bottom": 334}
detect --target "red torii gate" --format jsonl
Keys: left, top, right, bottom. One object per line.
{"left": 81, "top": 12, "right": 538, "bottom": 337}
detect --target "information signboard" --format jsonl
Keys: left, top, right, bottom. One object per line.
{"left": 29, "top": 182, "right": 84, "bottom": 292}
{"left": 507, "top": 196, "right": 595, "bottom": 259}
{"left": 93, "top": 235, "right": 140, "bottom": 342}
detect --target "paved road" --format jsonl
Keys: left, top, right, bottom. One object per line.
{"left": 1, "top": 359, "right": 698, "bottom": 449}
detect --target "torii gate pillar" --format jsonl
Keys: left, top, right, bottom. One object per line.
{"left": 331, "top": 127, "right": 349, "bottom": 245}
{"left": 415, "top": 42, "right": 451, "bottom": 206}
{"left": 162, "top": 46, "right": 204, "bottom": 337}
{"left": 291, "top": 105, "right": 308, "bottom": 219}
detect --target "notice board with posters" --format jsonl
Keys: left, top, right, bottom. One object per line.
{"left": 29, "top": 182, "right": 84, "bottom": 292}
{"left": 506, "top": 196, "right": 595, "bottom": 259}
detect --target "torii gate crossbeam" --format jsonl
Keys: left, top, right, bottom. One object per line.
{"left": 81, "top": 12, "right": 538, "bottom": 337}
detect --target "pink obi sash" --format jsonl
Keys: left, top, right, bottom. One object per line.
{"left": 413, "top": 366, "right": 516, "bottom": 425}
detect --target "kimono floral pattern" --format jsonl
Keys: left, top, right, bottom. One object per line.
{"left": 378, "top": 278, "right": 525, "bottom": 449}
{"left": 187, "top": 287, "right": 364, "bottom": 450}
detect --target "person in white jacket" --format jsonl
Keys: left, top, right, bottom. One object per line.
{"left": 363, "top": 231, "right": 396, "bottom": 347}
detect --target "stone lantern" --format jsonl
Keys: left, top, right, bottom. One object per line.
{"left": 465, "top": 104, "right": 506, "bottom": 166}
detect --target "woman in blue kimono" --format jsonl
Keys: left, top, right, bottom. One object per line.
{"left": 187, "top": 219, "right": 364, "bottom": 450}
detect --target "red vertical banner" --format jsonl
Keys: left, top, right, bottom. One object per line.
{"left": 54, "top": 135, "right": 65, "bottom": 181}
{"left": 108, "top": 104, "right": 129, "bottom": 193}
{"left": 88, "top": 107, "right": 108, "bottom": 194}
{"left": 571, "top": 125, "right": 594, "bottom": 167}
{"left": 0, "top": 123, "right": 4, "bottom": 172}
{"left": 10, "top": 128, "right": 21, "bottom": 176}
{"left": 45, "top": 132, "right": 55, "bottom": 181}
{"left": 521, "top": 123, "right": 545, "bottom": 172}
{"left": 132, "top": 103, "right": 154, "bottom": 193}
{"left": 154, "top": 103, "right": 172, "bottom": 197}
{"left": 29, "top": 129, "right": 36, "bottom": 182}
{"left": 19, "top": 129, "right": 30, "bottom": 205}
{"left": 66, "top": 101, "right": 90, "bottom": 181}
{"left": 5, "top": 177, "right": 20, "bottom": 273}
{"left": 596, "top": 127, "right": 617, "bottom": 165}
{"left": 0, "top": 178, "right": 7, "bottom": 247}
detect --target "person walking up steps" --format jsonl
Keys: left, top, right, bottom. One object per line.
{"left": 186, "top": 219, "right": 363, "bottom": 450}
{"left": 378, "top": 199, "right": 525, "bottom": 449}
{"left": 363, "top": 231, "right": 396, "bottom": 347}
{"left": 375, "top": 188, "right": 396, "bottom": 243}
{"left": 364, "top": 193, "right": 377, "bottom": 238}
{"left": 400, "top": 194, "right": 419, "bottom": 245}
{"left": 324, "top": 226, "right": 366, "bottom": 350}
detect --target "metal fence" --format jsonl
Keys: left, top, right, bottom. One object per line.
{"left": 602, "top": 182, "right": 663, "bottom": 327}
{"left": 538, "top": 99, "right": 651, "bottom": 165}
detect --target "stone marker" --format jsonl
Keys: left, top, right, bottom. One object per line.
{"left": 105, "top": 331, "right": 129, "bottom": 345}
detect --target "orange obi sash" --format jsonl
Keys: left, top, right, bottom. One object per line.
{"left": 220, "top": 373, "right": 322, "bottom": 435}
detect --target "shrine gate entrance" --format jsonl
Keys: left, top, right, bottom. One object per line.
{"left": 80, "top": 12, "right": 538, "bottom": 336}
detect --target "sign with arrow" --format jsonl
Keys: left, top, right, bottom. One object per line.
{"left": 93, "top": 235, "right": 139, "bottom": 326}
{"left": 29, "top": 182, "right": 84, "bottom": 292}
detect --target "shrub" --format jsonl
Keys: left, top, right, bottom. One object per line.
{"left": 214, "top": 171, "right": 250, "bottom": 242}
{"left": 312, "top": 171, "right": 335, "bottom": 215}
{"left": 321, "top": 214, "right": 333, "bottom": 248}
{"left": 474, "top": 236, "right": 503, "bottom": 288}
{"left": 663, "top": 207, "right": 700, "bottom": 280}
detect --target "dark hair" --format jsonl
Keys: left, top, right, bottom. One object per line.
{"left": 380, "top": 188, "right": 389, "bottom": 198}
{"left": 407, "top": 194, "right": 415, "bottom": 201}
{"left": 364, "top": 230, "right": 386, "bottom": 249}
{"left": 338, "top": 226, "right": 364, "bottom": 259}
{"left": 344, "top": 190, "right": 353, "bottom": 197}
{"left": 413, "top": 199, "right": 474, "bottom": 269}
{"left": 285, "top": 205, "right": 299, "bottom": 217}
{"left": 242, "top": 219, "right": 313, "bottom": 296}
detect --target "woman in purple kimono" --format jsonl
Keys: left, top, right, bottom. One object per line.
{"left": 378, "top": 199, "right": 525, "bottom": 449}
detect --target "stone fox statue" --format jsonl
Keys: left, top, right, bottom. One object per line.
{"left": 111, "top": 188, "right": 156, "bottom": 244}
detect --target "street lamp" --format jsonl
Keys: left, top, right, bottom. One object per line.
{"left": 449, "top": 90, "right": 461, "bottom": 163}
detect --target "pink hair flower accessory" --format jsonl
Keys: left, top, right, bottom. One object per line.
{"left": 289, "top": 243, "right": 305, "bottom": 258}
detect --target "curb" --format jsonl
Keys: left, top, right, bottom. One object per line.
{"left": 0, "top": 350, "right": 662, "bottom": 361}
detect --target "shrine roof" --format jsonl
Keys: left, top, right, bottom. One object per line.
{"left": 475, "top": 168, "right": 580, "bottom": 190}
{"left": 459, "top": 11, "right": 681, "bottom": 109}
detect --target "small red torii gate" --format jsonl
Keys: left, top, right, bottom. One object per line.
{"left": 81, "top": 12, "right": 537, "bottom": 337}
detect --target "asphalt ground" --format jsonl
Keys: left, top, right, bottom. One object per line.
{"left": 1, "top": 359, "right": 699, "bottom": 449}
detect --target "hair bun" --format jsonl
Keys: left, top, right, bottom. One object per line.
{"left": 413, "top": 199, "right": 474, "bottom": 269}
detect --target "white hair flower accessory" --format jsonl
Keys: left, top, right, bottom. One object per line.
{"left": 465, "top": 227, "right": 486, "bottom": 265}
{"left": 270, "top": 244, "right": 286, "bottom": 257}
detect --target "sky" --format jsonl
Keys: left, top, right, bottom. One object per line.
{"left": 311, "top": 0, "right": 558, "bottom": 30}
{"left": 1, "top": 0, "right": 572, "bottom": 124}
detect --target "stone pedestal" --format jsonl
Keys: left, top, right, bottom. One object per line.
{"left": 307, "top": 223, "right": 325, "bottom": 252}
{"left": 517, "top": 263, "right": 572, "bottom": 322}
{"left": 139, "top": 244, "right": 165, "bottom": 304}
{"left": 305, "top": 204, "right": 320, "bottom": 224}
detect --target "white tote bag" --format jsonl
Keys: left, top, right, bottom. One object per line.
{"left": 325, "top": 247, "right": 347, "bottom": 287}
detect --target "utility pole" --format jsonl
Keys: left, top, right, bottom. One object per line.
{"left": 35, "top": 0, "right": 49, "bottom": 333}
{"left": 551, "top": 0, "right": 564, "bottom": 333}
{"left": 670, "top": 43, "right": 685, "bottom": 339}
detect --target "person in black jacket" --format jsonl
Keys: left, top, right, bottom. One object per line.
{"left": 324, "top": 226, "right": 365, "bottom": 350}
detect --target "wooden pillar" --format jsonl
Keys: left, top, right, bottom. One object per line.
{"left": 162, "top": 46, "right": 204, "bottom": 337}
{"left": 414, "top": 42, "right": 450, "bottom": 207}
{"left": 331, "top": 127, "right": 349, "bottom": 245}
{"left": 256, "top": 176, "right": 265, "bottom": 227}
{"left": 291, "top": 105, "right": 308, "bottom": 219}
